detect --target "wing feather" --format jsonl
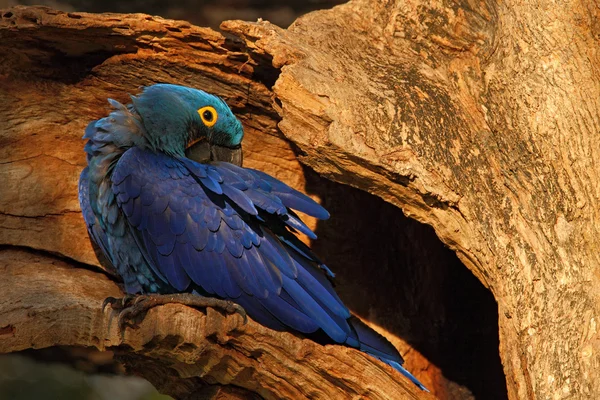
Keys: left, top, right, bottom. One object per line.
{"left": 111, "top": 148, "right": 349, "bottom": 343}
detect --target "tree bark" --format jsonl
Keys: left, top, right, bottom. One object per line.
{"left": 1, "top": 2, "right": 598, "bottom": 399}
{"left": 226, "top": 1, "right": 600, "bottom": 399}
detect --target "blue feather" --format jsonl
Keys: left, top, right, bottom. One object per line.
{"left": 153, "top": 231, "right": 177, "bottom": 256}
{"left": 186, "top": 218, "right": 209, "bottom": 251}
{"left": 213, "top": 231, "right": 226, "bottom": 253}
{"left": 221, "top": 184, "right": 258, "bottom": 215}
{"left": 144, "top": 235, "right": 190, "bottom": 291}
{"left": 294, "top": 259, "right": 350, "bottom": 319}
{"left": 168, "top": 209, "right": 187, "bottom": 236}
{"left": 199, "top": 175, "right": 223, "bottom": 195}
{"left": 244, "top": 189, "right": 286, "bottom": 215}
{"left": 283, "top": 213, "right": 317, "bottom": 239}
{"left": 281, "top": 275, "right": 348, "bottom": 343}
{"left": 211, "top": 163, "right": 248, "bottom": 190}
{"left": 223, "top": 214, "right": 245, "bottom": 231}
{"left": 384, "top": 361, "right": 429, "bottom": 392}
{"left": 243, "top": 228, "right": 258, "bottom": 249}
{"left": 259, "top": 291, "right": 319, "bottom": 333}
{"left": 179, "top": 158, "right": 208, "bottom": 178}
{"left": 204, "top": 206, "right": 221, "bottom": 232}
{"left": 207, "top": 249, "right": 241, "bottom": 298}
{"left": 249, "top": 169, "right": 329, "bottom": 220}
{"left": 128, "top": 197, "right": 144, "bottom": 227}
{"left": 221, "top": 225, "right": 244, "bottom": 258}
{"left": 246, "top": 246, "right": 282, "bottom": 292}
{"left": 206, "top": 167, "right": 222, "bottom": 183}
{"left": 258, "top": 231, "right": 298, "bottom": 279}
{"left": 175, "top": 242, "right": 213, "bottom": 294}
{"left": 223, "top": 250, "right": 267, "bottom": 298}
{"left": 234, "top": 296, "right": 287, "bottom": 331}
{"left": 121, "top": 174, "right": 142, "bottom": 199}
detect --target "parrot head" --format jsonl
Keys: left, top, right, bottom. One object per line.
{"left": 131, "top": 83, "right": 244, "bottom": 165}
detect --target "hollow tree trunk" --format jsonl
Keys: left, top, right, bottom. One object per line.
{"left": 1, "top": 2, "right": 598, "bottom": 400}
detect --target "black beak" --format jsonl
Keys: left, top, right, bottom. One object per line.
{"left": 210, "top": 144, "right": 243, "bottom": 167}
{"left": 185, "top": 139, "right": 211, "bottom": 164}
{"left": 185, "top": 140, "right": 243, "bottom": 167}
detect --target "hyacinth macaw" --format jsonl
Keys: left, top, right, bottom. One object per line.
{"left": 78, "top": 84, "right": 426, "bottom": 391}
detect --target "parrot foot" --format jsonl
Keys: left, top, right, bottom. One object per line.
{"left": 103, "top": 293, "right": 247, "bottom": 331}
{"left": 102, "top": 294, "right": 136, "bottom": 312}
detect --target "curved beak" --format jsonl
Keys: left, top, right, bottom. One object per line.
{"left": 185, "top": 138, "right": 211, "bottom": 164}
{"left": 185, "top": 140, "right": 243, "bottom": 167}
{"left": 210, "top": 144, "right": 243, "bottom": 167}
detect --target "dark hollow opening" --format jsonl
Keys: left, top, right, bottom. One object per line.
{"left": 304, "top": 166, "right": 508, "bottom": 400}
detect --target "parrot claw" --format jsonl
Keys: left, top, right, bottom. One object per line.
{"left": 102, "top": 293, "right": 248, "bottom": 331}
{"left": 102, "top": 294, "right": 135, "bottom": 312}
{"left": 116, "top": 303, "right": 146, "bottom": 331}
{"left": 222, "top": 300, "right": 248, "bottom": 324}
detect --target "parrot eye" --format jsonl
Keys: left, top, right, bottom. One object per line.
{"left": 198, "top": 106, "right": 218, "bottom": 127}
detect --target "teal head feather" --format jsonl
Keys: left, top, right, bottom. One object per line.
{"left": 131, "top": 84, "right": 244, "bottom": 157}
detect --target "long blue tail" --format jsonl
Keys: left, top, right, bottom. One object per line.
{"left": 383, "top": 359, "right": 429, "bottom": 392}
{"left": 348, "top": 316, "right": 429, "bottom": 391}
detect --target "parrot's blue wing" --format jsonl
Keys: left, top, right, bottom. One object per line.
{"left": 79, "top": 166, "right": 146, "bottom": 293}
{"left": 111, "top": 147, "right": 353, "bottom": 341}
{"left": 79, "top": 167, "right": 113, "bottom": 266}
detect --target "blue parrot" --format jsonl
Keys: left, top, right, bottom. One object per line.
{"left": 78, "top": 84, "right": 427, "bottom": 391}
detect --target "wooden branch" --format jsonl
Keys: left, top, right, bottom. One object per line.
{"left": 0, "top": 249, "right": 430, "bottom": 400}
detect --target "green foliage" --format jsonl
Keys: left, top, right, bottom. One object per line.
{"left": 0, "top": 355, "right": 171, "bottom": 400}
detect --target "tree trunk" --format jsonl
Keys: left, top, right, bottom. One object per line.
{"left": 1, "top": 2, "right": 598, "bottom": 399}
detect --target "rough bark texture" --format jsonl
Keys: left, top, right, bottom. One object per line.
{"left": 1, "top": 2, "right": 597, "bottom": 399}
{"left": 227, "top": 1, "right": 600, "bottom": 399}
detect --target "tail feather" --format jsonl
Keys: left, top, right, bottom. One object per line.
{"left": 348, "top": 316, "right": 429, "bottom": 392}
{"left": 383, "top": 360, "right": 430, "bottom": 392}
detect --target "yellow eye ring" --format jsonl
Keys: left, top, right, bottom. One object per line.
{"left": 198, "top": 106, "right": 218, "bottom": 127}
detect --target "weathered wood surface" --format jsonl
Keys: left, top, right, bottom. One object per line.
{"left": 1, "top": 1, "right": 598, "bottom": 399}
{"left": 227, "top": 2, "right": 600, "bottom": 399}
